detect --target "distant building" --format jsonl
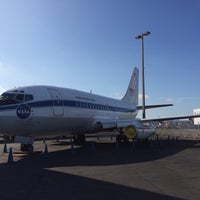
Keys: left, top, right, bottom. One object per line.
{"left": 193, "top": 108, "right": 200, "bottom": 125}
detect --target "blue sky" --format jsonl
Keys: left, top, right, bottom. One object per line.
{"left": 0, "top": 0, "right": 200, "bottom": 118}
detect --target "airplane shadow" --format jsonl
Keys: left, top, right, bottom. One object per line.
{"left": 29, "top": 138, "right": 199, "bottom": 167}
{"left": 0, "top": 161, "right": 184, "bottom": 200}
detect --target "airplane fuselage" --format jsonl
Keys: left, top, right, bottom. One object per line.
{"left": 0, "top": 85, "right": 137, "bottom": 137}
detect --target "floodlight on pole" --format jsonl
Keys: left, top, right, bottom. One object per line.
{"left": 135, "top": 31, "right": 151, "bottom": 119}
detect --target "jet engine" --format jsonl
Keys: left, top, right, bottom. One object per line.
{"left": 123, "top": 125, "right": 138, "bottom": 139}
{"left": 119, "top": 120, "right": 156, "bottom": 140}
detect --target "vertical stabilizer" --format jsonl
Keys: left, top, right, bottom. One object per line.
{"left": 121, "top": 67, "right": 139, "bottom": 105}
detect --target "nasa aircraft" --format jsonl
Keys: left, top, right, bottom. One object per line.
{"left": 0, "top": 67, "right": 199, "bottom": 152}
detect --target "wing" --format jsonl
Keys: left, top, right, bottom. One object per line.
{"left": 93, "top": 114, "right": 200, "bottom": 131}
{"left": 141, "top": 114, "right": 200, "bottom": 122}
{"left": 93, "top": 114, "right": 200, "bottom": 140}
{"left": 95, "top": 114, "right": 200, "bottom": 129}
{"left": 93, "top": 118, "right": 136, "bottom": 130}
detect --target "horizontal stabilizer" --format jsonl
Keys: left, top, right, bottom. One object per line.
{"left": 137, "top": 104, "right": 173, "bottom": 110}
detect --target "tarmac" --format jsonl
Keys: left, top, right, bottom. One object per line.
{"left": 0, "top": 129, "right": 200, "bottom": 200}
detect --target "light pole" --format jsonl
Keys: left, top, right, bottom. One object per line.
{"left": 135, "top": 31, "right": 150, "bottom": 119}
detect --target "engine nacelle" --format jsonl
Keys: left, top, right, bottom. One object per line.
{"left": 123, "top": 125, "right": 155, "bottom": 140}
{"left": 123, "top": 125, "right": 138, "bottom": 139}
{"left": 136, "top": 128, "right": 156, "bottom": 139}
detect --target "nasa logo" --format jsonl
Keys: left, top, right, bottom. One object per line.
{"left": 16, "top": 104, "right": 31, "bottom": 119}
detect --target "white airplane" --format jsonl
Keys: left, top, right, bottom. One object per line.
{"left": 0, "top": 67, "right": 199, "bottom": 152}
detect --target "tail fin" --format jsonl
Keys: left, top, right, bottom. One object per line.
{"left": 121, "top": 67, "right": 139, "bottom": 105}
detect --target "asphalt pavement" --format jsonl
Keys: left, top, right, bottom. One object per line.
{"left": 0, "top": 131, "right": 200, "bottom": 200}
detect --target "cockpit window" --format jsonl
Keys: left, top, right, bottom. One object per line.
{"left": 25, "top": 95, "right": 33, "bottom": 101}
{"left": 0, "top": 93, "right": 18, "bottom": 105}
{"left": 14, "top": 94, "right": 24, "bottom": 102}
{"left": 0, "top": 93, "right": 34, "bottom": 106}
{"left": 0, "top": 93, "right": 14, "bottom": 100}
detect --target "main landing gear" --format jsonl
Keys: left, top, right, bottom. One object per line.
{"left": 20, "top": 143, "right": 34, "bottom": 153}
{"left": 116, "top": 134, "right": 129, "bottom": 144}
{"left": 73, "top": 134, "right": 86, "bottom": 146}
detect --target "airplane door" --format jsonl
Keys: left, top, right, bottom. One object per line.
{"left": 48, "top": 88, "right": 64, "bottom": 116}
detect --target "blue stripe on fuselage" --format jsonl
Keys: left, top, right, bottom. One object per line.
{"left": 0, "top": 99, "right": 135, "bottom": 113}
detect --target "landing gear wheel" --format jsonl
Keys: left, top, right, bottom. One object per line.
{"left": 116, "top": 134, "right": 129, "bottom": 144}
{"left": 73, "top": 134, "right": 86, "bottom": 146}
{"left": 123, "top": 135, "right": 129, "bottom": 143}
{"left": 28, "top": 145, "right": 33, "bottom": 154}
{"left": 20, "top": 144, "right": 34, "bottom": 153}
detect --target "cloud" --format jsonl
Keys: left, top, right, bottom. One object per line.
{"left": 0, "top": 60, "right": 27, "bottom": 89}
{"left": 0, "top": 85, "right": 6, "bottom": 94}
{"left": 110, "top": 92, "right": 123, "bottom": 100}
{"left": 139, "top": 93, "right": 149, "bottom": 100}
{"left": 0, "top": 60, "right": 13, "bottom": 73}
{"left": 111, "top": 93, "right": 150, "bottom": 100}
{"left": 160, "top": 97, "right": 200, "bottom": 103}
{"left": 0, "top": 61, "right": 11, "bottom": 94}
